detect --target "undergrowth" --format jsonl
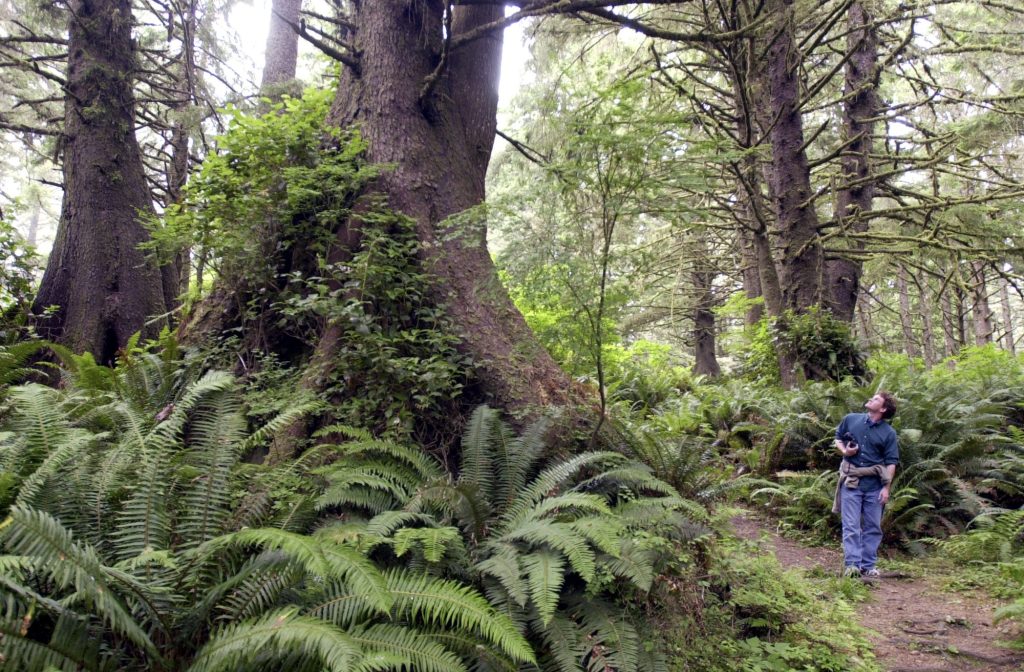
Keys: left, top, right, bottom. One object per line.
{"left": 664, "top": 510, "right": 877, "bottom": 672}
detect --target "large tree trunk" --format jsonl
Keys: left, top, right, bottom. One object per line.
{"left": 32, "top": 0, "right": 168, "bottom": 362}
{"left": 261, "top": 0, "right": 303, "bottom": 93}
{"left": 760, "top": 0, "right": 824, "bottom": 313}
{"left": 325, "top": 4, "right": 570, "bottom": 413}
{"left": 827, "top": 1, "right": 878, "bottom": 322}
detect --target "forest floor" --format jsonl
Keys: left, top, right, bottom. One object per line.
{"left": 731, "top": 510, "right": 1024, "bottom": 672}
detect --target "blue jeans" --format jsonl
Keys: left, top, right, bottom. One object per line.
{"left": 840, "top": 486, "right": 884, "bottom": 570}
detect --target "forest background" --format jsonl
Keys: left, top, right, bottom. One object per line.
{"left": 1, "top": 1, "right": 1024, "bottom": 671}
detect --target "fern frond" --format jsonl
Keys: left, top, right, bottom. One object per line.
{"left": 326, "top": 437, "right": 444, "bottom": 483}
{"left": 1, "top": 384, "right": 72, "bottom": 475}
{"left": 176, "top": 392, "right": 246, "bottom": 548}
{"left": 306, "top": 581, "right": 377, "bottom": 628}
{"left": 0, "top": 340, "right": 52, "bottom": 388}
{"left": 186, "top": 608, "right": 359, "bottom": 672}
{"left": 0, "top": 598, "right": 113, "bottom": 672}
{"left": 603, "top": 538, "right": 656, "bottom": 591}
{"left": 349, "top": 623, "right": 466, "bottom": 672}
{"left": 536, "top": 611, "right": 586, "bottom": 672}
{"left": 500, "top": 452, "right": 626, "bottom": 529}
{"left": 523, "top": 493, "right": 612, "bottom": 522}
{"left": 364, "top": 511, "right": 437, "bottom": 538}
{"left": 459, "top": 405, "right": 500, "bottom": 502}
{"left": 575, "top": 601, "right": 640, "bottom": 672}
{"left": 421, "top": 628, "right": 521, "bottom": 672}
{"left": 216, "top": 561, "right": 304, "bottom": 623}
{"left": 522, "top": 549, "right": 564, "bottom": 626}
{"left": 13, "top": 433, "right": 97, "bottom": 509}
{"left": 476, "top": 543, "right": 526, "bottom": 607}
{"left": 209, "top": 528, "right": 392, "bottom": 614}
{"left": 188, "top": 551, "right": 293, "bottom": 627}
{"left": 111, "top": 450, "right": 173, "bottom": 562}
{"left": 237, "top": 397, "right": 326, "bottom": 454}
{"left": 391, "top": 526, "right": 462, "bottom": 563}
{"left": 0, "top": 506, "right": 161, "bottom": 661}
{"left": 384, "top": 569, "right": 536, "bottom": 665}
{"left": 567, "top": 516, "right": 623, "bottom": 556}
{"left": 495, "top": 415, "right": 549, "bottom": 509}
{"left": 500, "top": 519, "right": 596, "bottom": 583}
{"left": 576, "top": 466, "right": 678, "bottom": 497}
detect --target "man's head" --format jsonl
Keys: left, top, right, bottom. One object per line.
{"left": 865, "top": 391, "right": 897, "bottom": 420}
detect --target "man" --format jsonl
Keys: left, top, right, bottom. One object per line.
{"left": 833, "top": 391, "right": 899, "bottom": 579}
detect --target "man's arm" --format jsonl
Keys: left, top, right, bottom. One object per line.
{"left": 879, "top": 464, "right": 896, "bottom": 504}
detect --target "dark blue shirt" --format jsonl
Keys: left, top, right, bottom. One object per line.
{"left": 835, "top": 412, "right": 899, "bottom": 492}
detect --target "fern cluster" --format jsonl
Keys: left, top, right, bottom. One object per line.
{"left": 313, "top": 406, "right": 709, "bottom": 672}
{"left": 0, "top": 353, "right": 533, "bottom": 672}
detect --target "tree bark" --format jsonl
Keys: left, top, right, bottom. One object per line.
{"left": 32, "top": 0, "right": 169, "bottom": 362}
{"left": 760, "top": 0, "right": 824, "bottom": 313}
{"left": 970, "top": 260, "right": 993, "bottom": 345}
{"left": 1000, "top": 275, "right": 1015, "bottom": 354}
{"left": 827, "top": 1, "right": 878, "bottom": 322}
{"left": 691, "top": 255, "right": 721, "bottom": 377}
{"left": 897, "top": 265, "right": 920, "bottom": 358}
{"left": 325, "top": 3, "right": 571, "bottom": 414}
{"left": 917, "top": 270, "right": 937, "bottom": 367}
{"left": 855, "top": 286, "right": 873, "bottom": 346}
{"left": 261, "top": 0, "right": 303, "bottom": 94}
{"left": 165, "top": 0, "right": 199, "bottom": 314}
{"left": 940, "top": 282, "right": 959, "bottom": 358}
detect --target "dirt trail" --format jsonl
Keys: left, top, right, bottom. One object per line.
{"left": 731, "top": 511, "right": 1024, "bottom": 672}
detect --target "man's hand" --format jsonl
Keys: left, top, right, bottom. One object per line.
{"left": 836, "top": 439, "right": 858, "bottom": 457}
{"left": 879, "top": 486, "right": 890, "bottom": 505}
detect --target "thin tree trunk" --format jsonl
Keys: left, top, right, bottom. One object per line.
{"left": 32, "top": 0, "right": 168, "bottom": 361}
{"left": 956, "top": 284, "right": 968, "bottom": 347}
{"left": 164, "top": 0, "right": 199, "bottom": 315}
{"left": 827, "top": 1, "right": 879, "bottom": 322}
{"left": 692, "top": 254, "right": 721, "bottom": 377}
{"left": 897, "top": 265, "right": 920, "bottom": 358}
{"left": 856, "top": 287, "right": 873, "bottom": 346}
{"left": 737, "top": 227, "right": 763, "bottom": 327}
{"left": 1001, "top": 275, "right": 1015, "bottom": 354}
{"left": 970, "top": 260, "right": 993, "bottom": 345}
{"left": 917, "top": 270, "right": 937, "bottom": 367}
{"left": 941, "top": 284, "right": 959, "bottom": 358}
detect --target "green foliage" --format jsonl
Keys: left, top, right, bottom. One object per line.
{"left": 739, "top": 309, "right": 866, "bottom": 384}
{"left": 160, "top": 87, "right": 467, "bottom": 438}
{"left": 503, "top": 264, "right": 626, "bottom": 379}
{"left": 315, "top": 405, "right": 705, "bottom": 672}
{"left": 0, "top": 358, "right": 535, "bottom": 672}
{"left": 607, "top": 341, "right": 698, "bottom": 412}
{"left": 665, "top": 522, "right": 876, "bottom": 671}
{"left": 0, "top": 216, "right": 38, "bottom": 341}
{"left": 154, "top": 88, "right": 374, "bottom": 292}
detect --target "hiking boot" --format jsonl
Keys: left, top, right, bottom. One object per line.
{"left": 862, "top": 568, "right": 881, "bottom": 579}
{"left": 842, "top": 566, "right": 861, "bottom": 578}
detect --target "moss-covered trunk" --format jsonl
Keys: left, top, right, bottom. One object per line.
{"left": 323, "top": 3, "right": 571, "bottom": 414}
{"left": 33, "top": 0, "right": 169, "bottom": 362}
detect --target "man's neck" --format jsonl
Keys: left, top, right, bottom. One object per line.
{"left": 867, "top": 410, "right": 884, "bottom": 423}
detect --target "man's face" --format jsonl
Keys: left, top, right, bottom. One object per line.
{"left": 865, "top": 394, "right": 885, "bottom": 414}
